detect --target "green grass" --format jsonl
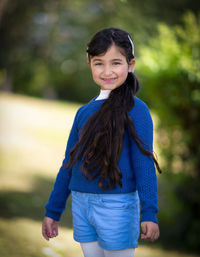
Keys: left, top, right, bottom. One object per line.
{"left": 0, "top": 92, "right": 199, "bottom": 257}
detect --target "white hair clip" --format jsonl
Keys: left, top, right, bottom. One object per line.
{"left": 128, "top": 35, "right": 135, "bottom": 73}
{"left": 128, "top": 35, "right": 134, "bottom": 56}
{"left": 86, "top": 47, "right": 89, "bottom": 62}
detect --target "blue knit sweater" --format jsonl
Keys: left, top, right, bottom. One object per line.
{"left": 45, "top": 96, "right": 158, "bottom": 224}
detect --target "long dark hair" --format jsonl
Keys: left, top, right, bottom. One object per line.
{"left": 66, "top": 27, "right": 161, "bottom": 189}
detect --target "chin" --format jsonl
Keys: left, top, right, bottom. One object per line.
{"left": 101, "top": 85, "right": 120, "bottom": 90}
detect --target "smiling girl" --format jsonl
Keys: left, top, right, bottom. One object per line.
{"left": 42, "top": 27, "right": 161, "bottom": 257}
{"left": 89, "top": 45, "right": 135, "bottom": 90}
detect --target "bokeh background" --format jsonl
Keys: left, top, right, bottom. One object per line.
{"left": 0, "top": 0, "right": 200, "bottom": 256}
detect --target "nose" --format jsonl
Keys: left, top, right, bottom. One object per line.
{"left": 103, "top": 65, "right": 113, "bottom": 77}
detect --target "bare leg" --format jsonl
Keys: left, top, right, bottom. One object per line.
{"left": 80, "top": 241, "right": 105, "bottom": 257}
{"left": 104, "top": 248, "right": 135, "bottom": 257}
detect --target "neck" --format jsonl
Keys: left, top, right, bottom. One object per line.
{"left": 95, "top": 89, "right": 112, "bottom": 100}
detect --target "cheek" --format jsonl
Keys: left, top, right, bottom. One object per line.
{"left": 117, "top": 67, "right": 129, "bottom": 77}
{"left": 91, "top": 68, "right": 100, "bottom": 79}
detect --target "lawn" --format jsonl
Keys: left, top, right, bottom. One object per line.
{"left": 0, "top": 92, "right": 198, "bottom": 257}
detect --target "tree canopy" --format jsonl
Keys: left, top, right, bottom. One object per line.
{"left": 137, "top": 12, "right": 200, "bottom": 251}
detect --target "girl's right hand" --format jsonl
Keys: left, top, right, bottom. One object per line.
{"left": 42, "top": 216, "right": 59, "bottom": 241}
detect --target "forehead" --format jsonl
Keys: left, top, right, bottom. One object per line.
{"left": 91, "top": 44, "right": 126, "bottom": 61}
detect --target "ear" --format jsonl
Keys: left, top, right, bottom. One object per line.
{"left": 87, "top": 60, "right": 91, "bottom": 67}
{"left": 128, "top": 59, "right": 136, "bottom": 72}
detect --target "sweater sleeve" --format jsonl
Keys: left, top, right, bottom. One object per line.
{"left": 130, "top": 102, "right": 158, "bottom": 224}
{"left": 44, "top": 109, "right": 80, "bottom": 221}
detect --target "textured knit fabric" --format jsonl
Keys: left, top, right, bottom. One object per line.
{"left": 45, "top": 96, "right": 158, "bottom": 224}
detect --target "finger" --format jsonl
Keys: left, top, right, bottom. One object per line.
{"left": 42, "top": 224, "right": 49, "bottom": 241}
{"left": 141, "top": 234, "right": 151, "bottom": 241}
{"left": 141, "top": 223, "right": 147, "bottom": 234}
{"left": 46, "top": 222, "right": 53, "bottom": 238}
{"left": 141, "top": 232, "right": 150, "bottom": 240}
{"left": 141, "top": 233, "right": 146, "bottom": 239}
{"left": 154, "top": 231, "right": 160, "bottom": 241}
{"left": 54, "top": 224, "right": 58, "bottom": 237}
{"left": 146, "top": 228, "right": 153, "bottom": 241}
{"left": 151, "top": 226, "right": 159, "bottom": 242}
{"left": 150, "top": 232, "right": 156, "bottom": 242}
{"left": 146, "top": 224, "right": 151, "bottom": 237}
{"left": 52, "top": 226, "right": 58, "bottom": 237}
{"left": 157, "top": 228, "right": 160, "bottom": 238}
{"left": 152, "top": 229, "right": 160, "bottom": 242}
{"left": 141, "top": 223, "right": 147, "bottom": 239}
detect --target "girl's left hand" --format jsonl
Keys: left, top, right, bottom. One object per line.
{"left": 42, "top": 217, "right": 59, "bottom": 241}
{"left": 140, "top": 221, "right": 160, "bottom": 242}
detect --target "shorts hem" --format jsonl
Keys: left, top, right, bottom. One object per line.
{"left": 73, "top": 235, "right": 98, "bottom": 243}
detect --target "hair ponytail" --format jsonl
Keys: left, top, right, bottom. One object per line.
{"left": 66, "top": 27, "right": 161, "bottom": 189}
{"left": 66, "top": 71, "right": 161, "bottom": 190}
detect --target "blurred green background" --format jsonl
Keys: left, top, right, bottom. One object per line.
{"left": 0, "top": 0, "right": 200, "bottom": 256}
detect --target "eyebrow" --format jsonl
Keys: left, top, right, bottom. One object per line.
{"left": 92, "top": 58, "right": 123, "bottom": 62}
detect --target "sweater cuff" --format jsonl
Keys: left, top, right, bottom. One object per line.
{"left": 45, "top": 209, "right": 62, "bottom": 222}
{"left": 140, "top": 211, "right": 158, "bottom": 224}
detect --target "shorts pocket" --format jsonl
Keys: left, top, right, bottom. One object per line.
{"left": 100, "top": 197, "right": 137, "bottom": 210}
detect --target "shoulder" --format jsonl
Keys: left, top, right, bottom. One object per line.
{"left": 134, "top": 96, "right": 150, "bottom": 111}
{"left": 75, "top": 97, "right": 96, "bottom": 117}
{"left": 74, "top": 97, "right": 99, "bottom": 127}
{"left": 129, "top": 96, "right": 153, "bottom": 128}
{"left": 129, "top": 96, "right": 151, "bottom": 116}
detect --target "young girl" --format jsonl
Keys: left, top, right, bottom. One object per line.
{"left": 42, "top": 27, "right": 161, "bottom": 257}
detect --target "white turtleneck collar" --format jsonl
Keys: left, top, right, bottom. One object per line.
{"left": 95, "top": 89, "right": 112, "bottom": 100}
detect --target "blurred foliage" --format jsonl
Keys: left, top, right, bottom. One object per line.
{"left": 0, "top": 0, "right": 200, "bottom": 101}
{"left": 138, "top": 11, "right": 200, "bottom": 175}
{"left": 137, "top": 11, "right": 200, "bottom": 252}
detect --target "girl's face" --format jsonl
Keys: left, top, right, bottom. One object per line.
{"left": 88, "top": 44, "right": 135, "bottom": 90}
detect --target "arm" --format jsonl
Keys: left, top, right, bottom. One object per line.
{"left": 45, "top": 113, "right": 79, "bottom": 220}
{"left": 130, "top": 102, "right": 159, "bottom": 241}
{"left": 42, "top": 109, "right": 80, "bottom": 240}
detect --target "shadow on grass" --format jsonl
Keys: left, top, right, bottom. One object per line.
{"left": 0, "top": 174, "right": 72, "bottom": 228}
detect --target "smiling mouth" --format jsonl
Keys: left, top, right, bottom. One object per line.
{"left": 102, "top": 78, "right": 117, "bottom": 83}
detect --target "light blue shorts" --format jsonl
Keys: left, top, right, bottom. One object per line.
{"left": 71, "top": 191, "right": 140, "bottom": 250}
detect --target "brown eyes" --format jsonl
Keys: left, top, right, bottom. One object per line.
{"left": 94, "top": 62, "right": 121, "bottom": 66}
